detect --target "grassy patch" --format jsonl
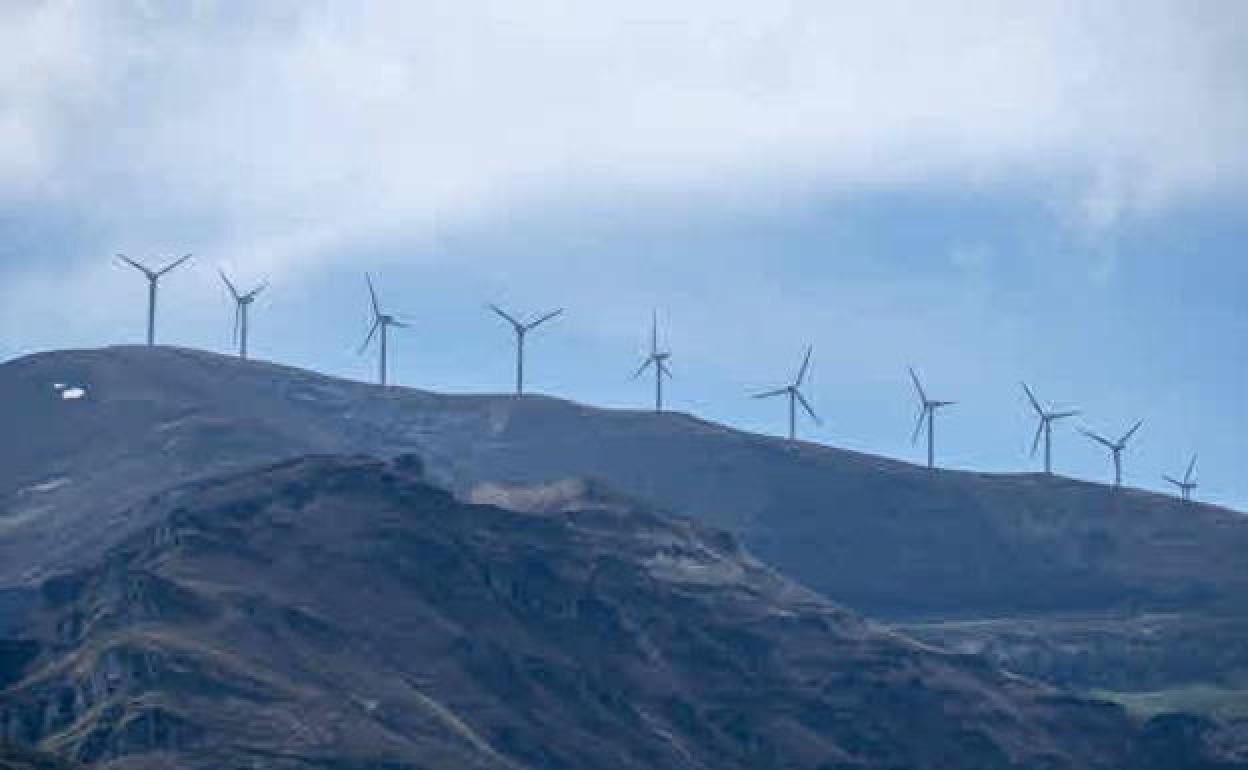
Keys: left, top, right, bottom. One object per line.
{"left": 1093, "top": 685, "right": 1248, "bottom": 721}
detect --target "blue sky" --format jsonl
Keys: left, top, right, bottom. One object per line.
{"left": 2, "top": 2, "right": 1246, "bottom": 508}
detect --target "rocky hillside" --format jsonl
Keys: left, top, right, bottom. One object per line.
{"left": 1, "top": 346, "right": 1245, "bottom": 622}
{"left": 0, "top": 746, "right": 78, "bottom": 770}
{"left": 0, "top": 454, "right": 1229, "bottom": 770}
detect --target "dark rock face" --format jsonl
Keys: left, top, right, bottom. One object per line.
{"left": 1138, "top": 714, "right": 1248, "bottom": 770}
{"left": 0, "top": 455, "right": 1215, "bottom": 770}
{"left": 0, "top": 644, "right": 38, "bottom": 692}
{"left": 0, "top": 745, "right": 79, "bottom": 770}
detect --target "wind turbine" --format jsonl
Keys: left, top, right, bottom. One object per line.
{"left": 754, "top": 346, "right": 820, "bottom": 442}
{"left": 359, "top": 273, "right": 410, "bottom": 386}
{"left": 909, "top": 368, "right": 955, "bottom": 469}
{"left": 489, "top": 304, "right": 563, "bottom": 395}
{"left": 1164, "top": 455, "right": 1199, "bottom": 502}
{"left": 219, "top": 269, "right": 267, "bottom": 360}
{"left": 116, "top": 253, "right": 193, "bottom": 346}
{"left": 1022, "top": 383, "right": 1079, "bottom": 474}
{"left": 1079, "top": 420, "right": 1143, "bottom": 487}
{"left": 633, "top": 311, "right": 672, "bottom": 412}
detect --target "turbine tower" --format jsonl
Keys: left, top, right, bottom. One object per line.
{"left": 633, "top": 311, "right": 672, "bottom": 412}
{"left": 489, "top": 304, "right": 563, "bottom": 395}
{"left": 116, "top": 253, "right": 192, "bottom": 346}
{"left": 1079, "top": 420, "right": 1143, "bottom": 487}
{"left": 359, "top": 273, "right": 409, "bottom": 386}
{"left": 219, "top": 269, "right": 267, "bottom": 360}
{"left": 909, "top": 368, "right": 955, "bottom": 469}
{"left": 754, "top": 346, "right": 820, "bottom": 441}
{"left": 1023, "top": 383, "right": 1079, "bottom": 474}
{"left": 1164, "top": 455, "right": 1199, "bottom": 502}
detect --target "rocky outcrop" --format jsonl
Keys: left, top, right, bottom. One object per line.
{"left": 3, "top": 454, "right": 1235, "bottom": 769}
{"left": 902, "top": 613, "right": 1248, "bottom": 694}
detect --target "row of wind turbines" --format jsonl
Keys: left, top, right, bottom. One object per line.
{"left": 114, "top": 253, "right": 1202, "bottom": 502}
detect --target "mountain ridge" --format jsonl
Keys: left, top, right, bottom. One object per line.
{"left": 2, "top": 346, "right": 1248, "bottom": 762}
{"left": 2, "top": 345, "right": 1242, "bottom": 617}
{"left": 10, "top": 343, "right": 1227, "bottom": 492}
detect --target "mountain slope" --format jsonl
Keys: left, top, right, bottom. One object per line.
{"left": 2, "top": 346, "right": 1244, "bottom": 623}
{"left": 0, "top": 454, "right": 1215, "bottom": 769}
{"left": 0, "top": 746, "right": 79, "bottom": 770}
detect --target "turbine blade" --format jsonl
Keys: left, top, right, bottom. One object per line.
{"left": 527, "top": 308, "right": 564, "bottom": 330}
{"left": 244, "top": 280, "right": 269, "bottom": 301}
{"left": 1163, "top": 475, "right": 1183, "bottom": 487}
{"left": 358, "top": 319, "right": 380, "bottom": 354}
{"left": 219, "top": 269, "right": 240, "bottom": 300}
{"left": 753, "top": 387, "right": 788, "bottom": 399}
{"left": 633, "top": 357, "right": 654, "bottom": 379}
{"left": 911, "top": 407, "right": 928, "bottom": 445}
{"left": 1022, "top": 382, "right": 1043, "bottom": 416}
{"left": 795, "top": 345, "right": 813, "bottom": 386}
{"left": 157, "top": 254, "right": 192, "bottom": 276}
{"left": 1051, "top": 410, "right": 1080, "bottom": 420}
{"left": 651, "top": 310, "right": 658, "bottom": 355}
{"left": 795, "top": 390, "right": 821, "bottom": 425}
{"left": 909, "top": 367, "right": 928, "bottom": 404}
{"left": 1185, "top": 454, "right": 1198, "bottom": 483}
{"left": 1030, "top": 420, "right": 1045, "bottom": 457}
{"left": 366, "top": 274, "right": 381, "bottom": 317}
{"left": 1079, "top": 428, "right": 1114, "bottom": 449}
{"left": 116, "top": 253, "right": 153, "bottom": 277}
{"left": 659, "top": 360, "right": 673, "bottom": 379}
{"left": 1120, "top": 420, "right": 1144, "bottom": 445}
{"left": 489, "top": 304, "right": 520, "bottom": 328}
{"left": 232, "top": 305, "right": 241, "bottom": 344}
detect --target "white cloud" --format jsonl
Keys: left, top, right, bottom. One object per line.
{"left": 1, "top": 0, "right": 1246, "bottom": 276}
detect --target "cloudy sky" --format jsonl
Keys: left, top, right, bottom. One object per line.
{"left": 2, "top": 1, "right": 1246, "bottom": 507}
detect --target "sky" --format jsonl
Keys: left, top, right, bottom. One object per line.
{"left": 1, "top": 1, "right": 1246, "bottom": 508}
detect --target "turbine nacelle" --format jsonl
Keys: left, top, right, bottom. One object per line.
{"left": 754, "top": 346, "right": 820, "bottom": 440}
{"left": 117, "top": 253, "right": 193, "bottom": 282}
{"left": 490, "top": 305, "right": 563, "bottom": 335}
{"left": 219, "top": 269, "right": 270, "bottom": 357}
{"left": 359, "top": 273, "right": 411, "bottom": 386}
{"left": 1164, "top": 455, "right": 1199, "bottom": 501}
{"left": 1080, "top": 420, "right": 1143, "bottom": 453}
{"left": 634, "top": 312, "right": 674, "bottom": 412}
{"left": 1079, "top": 420, "right": 1143, "bottom": 487}
{"left": 634, "top": 353, "right": 673, "bottom": 378}
{"left": 908, "top": 368, "right": 955, "bottom": 468}
{"left": 911, "top": 372, "right": 957, "bottom": 415}
{"left": 490, "top": 303, "right": 563, "bottom": 395}
{"left": 116, "top": 252, "right": 193, "bottom": 346}
{"left": 237, "top": 285, "right": 266, "bottom": 305}
{"left": 220, "top": 269, "right": 268, "bottom": 305}
{"left": 1022, "top": 382, "right": 1079, "bottom": 473}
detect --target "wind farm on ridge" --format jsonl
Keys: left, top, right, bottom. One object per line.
{"left": 93, "top": 253, "right": 1204, "bottom": 504}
